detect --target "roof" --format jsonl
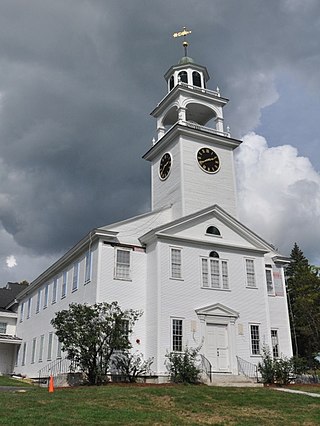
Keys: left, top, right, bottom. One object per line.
{"left": 0, "top": 282, "right": 28, "bottom": 310}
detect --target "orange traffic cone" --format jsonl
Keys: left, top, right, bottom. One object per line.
{"left": 48, "top": 375, "right": 54, "bottom": 393}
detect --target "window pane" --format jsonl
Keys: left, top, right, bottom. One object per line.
{"left": 178, "top": 71, "right": 187, "bottom": 83}
{"left": 250, "top": 325, "right": 260, "bottom": 355}
{"left": 169, "top": 75, "right": 174, "bottom": 91}
{"left": 0, "top": 322, "right": 7, "bottom": 334}
{"left": 222, "top": 261, "right": 229, "bottom": 289}
{"left": 172, "top": 319, "right": 183, "bottom": 352}
{"left": 192, "top": 71, "right": 201, "bottom": 87}
{"left": 202, "top": 258, "right": 209, "bottom": 287}
{"left": 210, "top": 259, "right": 220, "bottom": 288}
{"left": 271, "top": 330, "right": 279, "bottom": 358}
{"left": 85, "top": 251, "right": 92, "bottom": 282}
{"left": 246, "top": 259, "right": 256, "bottom": 287}
{"left": 72, "top": 262, "right": 79, "bottom": 291}
{"left": 266, "top": 269, "right": 273, "bottom": 294}
{"left": 116, "top": 249, "right": 130, "bottom": 279}
{"left": 171, "top": 248, "right": 181, "bottom": 279}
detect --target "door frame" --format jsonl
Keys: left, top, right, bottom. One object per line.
{"left": 195, "top": 303, "right": 239, "bottom": 375}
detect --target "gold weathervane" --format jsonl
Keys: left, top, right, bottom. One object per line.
{"left": 173, "top": 27, "right": 192, "bottom": 56}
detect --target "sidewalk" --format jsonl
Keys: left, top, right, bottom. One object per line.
{"left": 274, "top": 388, "right": 320, "bottom": 398}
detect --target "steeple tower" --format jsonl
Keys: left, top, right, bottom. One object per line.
{"left": 143, "top": 31, "right": 242, "bottom": 220}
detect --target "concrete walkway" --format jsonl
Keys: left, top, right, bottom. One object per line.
{"left": 274, "top": 388, "right": 320, "bottom": 398}
{"left": 0, "top": 386, "right": 33, "bottom": 392}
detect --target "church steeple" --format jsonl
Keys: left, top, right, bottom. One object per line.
{"left": 143, "top": 33, "right": 242, "bottom": 220}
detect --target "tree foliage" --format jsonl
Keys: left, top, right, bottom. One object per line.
{"left": 51, "top": 302, "right": 142, "bottom": 385}
{"left": 286, "top": 243, "right": 320, "bottom": 360}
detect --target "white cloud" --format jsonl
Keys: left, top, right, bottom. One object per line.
{"left": 6, "top": 255, "right": 17, "bottom": 268}
{"left": 235, "top": 132, "right": 320, "bottom": 264}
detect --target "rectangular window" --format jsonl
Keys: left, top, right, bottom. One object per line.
{"left": 36, "top": 289, "right": 41, "bottom": 313}
{"left": 171, "top": 248, "right": 182, "bottom": 279}
{"left": 47, "top": 332, "right": 53, "bottom": 361}
{"left": 250, "top": 325, "right": 260, "bottom": 355}
{"left": 271, "top": 329, "right": 279, "bottom": 358}
{"left": 85, "top": 251, "right": 92, "bottom": 283}
{"left": 0, "top": 322, "right": 7, "bottom": 334}
{"left": 31, "top": 338, "right": 36, "bottom": 364}
{"left": 27, "top": 297, "right": 32, "bottom": 319}
{"left": 246, "top": 259, "right": 256, "bottom": 287}
{"left": 266, "top": 268, "right": 274, "bottom": 294}
{"left": 115, "top": 249, "right": 131, "bottom": 280}
{"left": 201, "top": 258, "right": 229, "bottom": 289}
{"left": 172, "top": 319, "right": 183, "bottom": 352}
{"left": 20, "top": 302, "right": 24, "bottom": 322}
{"left": 52, "top": 278, "right": 57, "bottom": 303}
{"left": 57, "top": 338, "right": 62, "bottom": 359}
{"left": 72, "top": 262, "right": 79, "bottom": 291}
{"left": 39, "top": 335, "right": 44, "bottom": 362}
{"left": 21, "top": 342, "right": 27, "bottom": 366}
{"left": 43, "top": 284, "right": 49, "bottom": 309}
{"left": 15, "top": 347, "right": 20, "bottom": 367}
{"left": 61, "top": 271, "right": 67, "bottom": 298}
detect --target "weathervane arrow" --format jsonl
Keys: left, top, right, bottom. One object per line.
{"left": 173, "top": 27, "right": 192, "bottom": 57}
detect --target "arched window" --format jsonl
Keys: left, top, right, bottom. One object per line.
{"left": 192, "top": 71, "right": 201, "bottom": 87}
{"left": 209, "top": 251, "right": 219, "bottom": 258}
{"left": 169, "top": 75, "right": 174, "bottom": 91}
{"left": 206, "top": 226, "right": 221, "bottom": 236}
{"left": 178, "top": 71, "right": 188, "bottom": 83}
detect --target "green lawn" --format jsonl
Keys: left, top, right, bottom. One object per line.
{"left": 0, "top": 376, "right": 33, "bottom": 387}
{"left": 0, "top": 384, "right": 319, "bottom": 425}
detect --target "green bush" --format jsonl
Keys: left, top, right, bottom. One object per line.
{"left": 112, "top": 351, "right": 154, "bottom": 383}
{"left": 258, "top": 347, "right": 295, "bottom": 385}
{"left": 165, "top": 347, "right": 201, "bottom": 384}
{"left": 274, "top": 357, "right": 293, "bottom": 385}
{"left": 258, "top": 347, "right": 275, "bottom": 384}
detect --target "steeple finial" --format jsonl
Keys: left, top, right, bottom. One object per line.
{"left": 173, "top": 27, "right": 192, "bottom": 57}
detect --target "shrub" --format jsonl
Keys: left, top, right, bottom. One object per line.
{"left": 165, "top": 347, "right": 201, "bottom": 384}
{"left": 258, "top": 347, "right": 275, "bottom": 384}
{"left": 274, "top": 357, "right": 294, "bottom": 385}
{"left": 112, "top": 351, "right": 154, "bottom": 383}
{"left": 258, "top": 347, "right": 294, "bottom": 385}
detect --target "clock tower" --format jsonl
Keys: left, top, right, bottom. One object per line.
{"left": 143, "top": 33, "right": 242, "bottom": 220}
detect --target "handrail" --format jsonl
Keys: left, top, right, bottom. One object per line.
{"left": 236, "top": 356, "right": 259, "bottom": 381}
{"left": 199, "top": 353, "right": 212, "bottom": 382}
{"left": 38, "top": 356, "right": 75, "bottom": 381}
{"left": 179, "top": 120, "right": 231, "bottom": 138}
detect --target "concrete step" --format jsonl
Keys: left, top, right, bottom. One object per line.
{"left": 207, "top": 374, "right": 263, "bottom": 387}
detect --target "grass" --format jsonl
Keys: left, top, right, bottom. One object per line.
{"left": 0, "top": 383, "right": 319, "bottom": 425}
{"left": 0, "top": 375, "right": 33, "bottom": 387}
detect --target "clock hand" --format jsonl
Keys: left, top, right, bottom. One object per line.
{"left": 199, "top": 157, "right": 216, "bottom": 165}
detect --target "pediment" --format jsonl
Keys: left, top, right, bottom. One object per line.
{"left": 195, "top": 303, "right": 239, "bottom": 319}
{"left": 140, "top": 204, "right": 276, "bottom": 254}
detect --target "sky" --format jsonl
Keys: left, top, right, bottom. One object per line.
{"left": 0, "top": 0, "right": 320, "bottom": 285}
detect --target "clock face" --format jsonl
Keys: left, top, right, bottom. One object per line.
{"left": 159, "top": 153, "right": 172, "bottom": 180}
{"left": 197, "top": 147, "right": 220, "bottom": 173}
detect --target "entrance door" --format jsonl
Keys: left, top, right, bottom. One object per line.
{"left": 206, "top": 323, "right": 230, "bottom": 372}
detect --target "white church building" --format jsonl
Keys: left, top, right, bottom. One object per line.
{"left": 12, "top": 45, "right": 292, "bottom": 381}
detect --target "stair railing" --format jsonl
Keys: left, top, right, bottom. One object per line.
{"left": 236, "top": 356, "right": 260, "bottom": 382}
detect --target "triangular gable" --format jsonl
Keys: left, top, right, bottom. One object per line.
{"left": 139, "top": 204, "right": 278, "bottom": 255}
{"left": 195, "top": 303, "right": 239, "bottom": 319}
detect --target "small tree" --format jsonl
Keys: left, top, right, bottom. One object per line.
{"left": 165, "top": 347, "right": 201, "bottom": 384}
{"left": 258, "top": 347, "right": 275, "bottom": 385}
{"left": 51, "top": 302, "right": 142, "bottom": 385}
{"left": 112, "top": 351, "right": 154, "bottom": 382}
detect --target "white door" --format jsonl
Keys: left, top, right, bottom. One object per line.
{"left": 206, "top": 323, "right": 230, "bottom": 372}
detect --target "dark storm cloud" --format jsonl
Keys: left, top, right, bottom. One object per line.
{"left": 0, "top": 0, "right": 319, "bottom": 277}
